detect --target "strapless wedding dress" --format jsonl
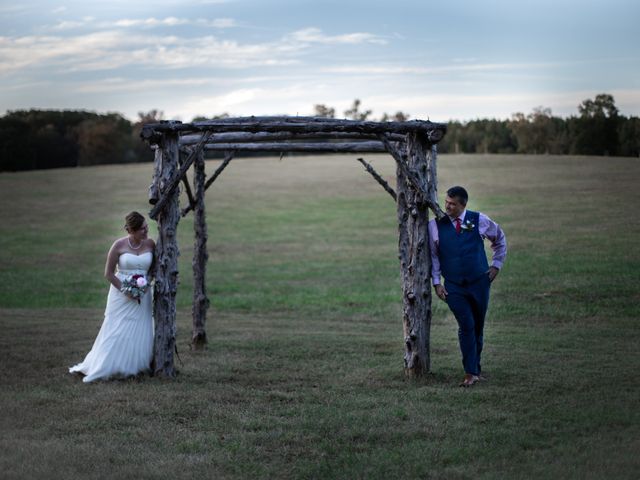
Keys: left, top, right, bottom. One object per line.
{"left": 70, "top": 252, "right": 154, "bottom": 382}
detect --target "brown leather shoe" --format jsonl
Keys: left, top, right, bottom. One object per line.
{"left": 460, "top": 374, "right": 479, "bottom": 387}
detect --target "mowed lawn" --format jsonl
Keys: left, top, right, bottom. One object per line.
{"left": 0, "top": 153, "right": 639, "bottom": 479}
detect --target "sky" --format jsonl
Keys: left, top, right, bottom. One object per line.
{"left": 0, "top": 0, "right": 639, "bottom": 123}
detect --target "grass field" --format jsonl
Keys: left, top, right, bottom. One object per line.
{"left": 1, "top": 153, "right": 639, "bottom": 479}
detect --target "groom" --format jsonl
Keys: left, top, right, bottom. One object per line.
{"left": 428, "top": 186, "right": 507, "bottom": 387}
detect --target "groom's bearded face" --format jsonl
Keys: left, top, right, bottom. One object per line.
{"left": 444, "top": 195, "right": 465, "bottom": 219}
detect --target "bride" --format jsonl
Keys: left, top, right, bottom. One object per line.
{"left": 70, "top": 211, "right": 155, "bottom": 382}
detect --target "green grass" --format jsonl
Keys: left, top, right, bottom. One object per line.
{"left": 1, "top": 154, "right": 639, "bottom": 479}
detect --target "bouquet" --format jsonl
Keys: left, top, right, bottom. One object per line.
{"left": 120, "top": 274, "right": 149, "bottom": 303}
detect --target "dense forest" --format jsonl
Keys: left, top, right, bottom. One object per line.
{"left": 1, "top": 94, "right": 638, "bottom": 172}
{"left": 438, "top": 94, "right": 639, "bottom": 156}
{"left": 0, "top": 110, "right": 160, "bottom": 171}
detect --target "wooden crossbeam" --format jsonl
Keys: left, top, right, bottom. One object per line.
{"left": 142, "top": 116, "right": 446, "bottom": 141}
{"left": 179, "top": 131, "right": 406, "bottom": 145}
{"left": 199, "top": 141, "right": 386, "bottom": 152}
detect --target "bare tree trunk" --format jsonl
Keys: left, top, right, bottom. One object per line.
{"left": 148, "top": 146, "right": 161, "bottom": 204}
{"left": 191, "top": 148, "right": 209, "bottom": 350}
{"left": 153, "top": 132, "right": 180, "bottom": 378}
{"left": 395, "top": 133, "right": 433, "bottom": 377}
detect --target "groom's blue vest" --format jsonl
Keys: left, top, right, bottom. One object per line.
{"left": 437, "top": 210, "right": 489, "bottom": 285}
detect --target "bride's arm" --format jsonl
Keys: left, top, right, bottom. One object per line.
{"left": 104, "top": 240, "right": 123, "bottom": 290}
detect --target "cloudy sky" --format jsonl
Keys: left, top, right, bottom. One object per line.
{"left": 1, "top": 0, "right": 638, "bottom": 122}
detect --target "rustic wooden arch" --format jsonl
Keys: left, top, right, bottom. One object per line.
{"left": 141, "top": 116, "right": 447, "bottom": 379}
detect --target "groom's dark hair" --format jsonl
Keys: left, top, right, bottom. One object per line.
{"left": 447, "top": 186, "right": 468, "bottom": 205}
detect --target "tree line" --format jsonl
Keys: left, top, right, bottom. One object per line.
{"left": 0, "top": 110, "right": 164, "bottom": 171}
{"left": 319, "top": 95, "right": 640, "bottom": 157}
{"left": 1, "top": 94, "right": 638, "bottom": 172}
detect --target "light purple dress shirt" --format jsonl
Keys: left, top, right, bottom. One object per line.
{"left": 428, "top": 209, "right": 507, "bottom": 286}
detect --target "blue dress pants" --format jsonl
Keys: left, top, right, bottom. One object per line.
{"left": 445, "top": 275, "right": 491, "bottom": 376}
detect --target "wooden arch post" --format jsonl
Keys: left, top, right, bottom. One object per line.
{"left": 191, "top": 147, "right": 209, "bottom": 349}
{"left": 395, "top": 133, "right": 435, "bottom": 376}
{"left": 150, "top": 131, "right": 180, "bottom": 378}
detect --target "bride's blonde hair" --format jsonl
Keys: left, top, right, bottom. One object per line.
{"left": 124, "top": 211, "right": 145, "bottom": 233}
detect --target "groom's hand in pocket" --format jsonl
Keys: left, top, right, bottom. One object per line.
{"left": 435, "top": 284, "right": 448, "bottom": 301}
{"left": 487, "top": 266, "right": 499, "bottom": 282}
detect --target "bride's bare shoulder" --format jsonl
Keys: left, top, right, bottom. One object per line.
{"left": 110, "top": 237, "right": 128, "bottom": 252}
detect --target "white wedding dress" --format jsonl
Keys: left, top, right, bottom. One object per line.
{"left": 70, "top": 252, "right": 154, "bottom": 382}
